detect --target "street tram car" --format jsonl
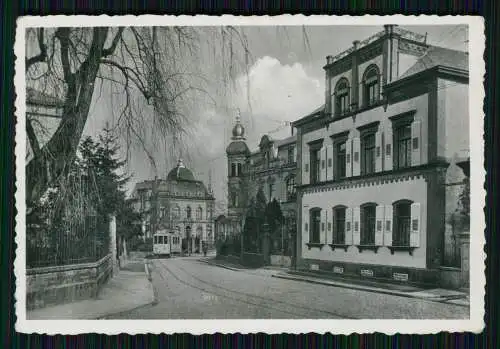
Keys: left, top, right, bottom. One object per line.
{"left": 153, "top": 230, "right": 182, "bottom": 257}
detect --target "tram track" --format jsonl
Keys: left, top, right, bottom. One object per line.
{"left": 155, "top": 259, "right": 359, "bottom": 319}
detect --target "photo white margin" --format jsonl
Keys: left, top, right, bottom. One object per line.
{"left": 14, "top": 14, "right": 486, "bottom": 335}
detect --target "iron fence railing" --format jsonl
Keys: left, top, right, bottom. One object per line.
{"left": 26, "top": 171, "right": 110, "bottom": 269}
{"left": 26, "top": 216, "right": 110, "bottom": 268}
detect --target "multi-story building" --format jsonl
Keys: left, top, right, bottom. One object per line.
{"left": 131, "top": 159, "right": 216, "bottom": 253}
{"left": 292, "top": 25, "right": 469, "bottom": 286}
{"left": 216, "top": 113, "right": 298, "bottom": 255}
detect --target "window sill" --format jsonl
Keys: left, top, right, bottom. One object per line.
{"left": 306, "top": 243, "right": 325, "bottom": 250}
{"left": 328, "top": 243, "right": 350, "bottom": 252}
{"left": 388, "top": 246, "right": 416, "bottom": 256}
{"left": 356, "top": 245, "right": 380, "bottom": 253}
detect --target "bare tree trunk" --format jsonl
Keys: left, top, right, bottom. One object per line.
{"left": 26, "top": 28, "right": 110, "bottom": 208}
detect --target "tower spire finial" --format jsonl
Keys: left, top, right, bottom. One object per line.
{"left": 236, "top": 108, "right": 241, "bottom": 123}
{"left": 231, "top": 108, "right": 245, "bottom": 140}
{"left": 208, "top": 168, "right": 213, "bottom": 194}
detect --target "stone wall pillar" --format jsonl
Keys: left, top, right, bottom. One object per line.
{"left": 459, "top": 232, "right": 470, "bottom": 288}
{"left": 109, "top": 214, "right": 118, "bottom": 276}
{"left": 261, "top": 223, "right": 271, "bottom": 265}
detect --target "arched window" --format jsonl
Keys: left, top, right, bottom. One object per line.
{"left": 363, "top": 65, "right": 380, "bottom": 107}
{"left": 360, "top": 203, "right": 377, "bottom": 245}
{"left": 197, "top": 206, "right": 203, "bottom": 220}
{"left": 286, "top": 176, "right": 296, "bottom": 201}
{"left": 172, "top": 205, "right": 180, "bottom": 220}
{"left": 393, "top": 200, "right": 413, "bottom": 246}
{"left": 335, "top": 78, "right": 350, "bottom": 116}
{"left": 332, "top": 205, "right": 347, "bottom": 244}
{"left": 309, "top": 207, "right": 322, "bottom": 243}
{"left": 186, "top": 206, "right": 192, "bottom": 219}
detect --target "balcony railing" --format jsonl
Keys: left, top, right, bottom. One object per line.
{"left": 326, "top": 28, "right": 426, "bottom": 66}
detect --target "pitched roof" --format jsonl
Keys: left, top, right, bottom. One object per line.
{"left": 399, "top": 46, "right": 469, "bottom": 80}
{"left": 275, "top": 134, "right": 297, "bottom": 148}
{"left": 291, "top": 104, "right": 325, "bottom": 127}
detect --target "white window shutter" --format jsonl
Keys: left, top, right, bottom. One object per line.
{"left": 384, "top": 126, "right": 393, "bottom": 171}
{"left": 293, "top": 146, "right": 297, "bottom": 163}
{"left": 384, "top": 205, "right": 393, "bottom": 246}
{"left": 303, "top": 208, "right": 310, "bottom": 238}
{"left": 375, "top": 205, "right": 384, "bottom": 246}
{"left": 410, "top": 202, "right": 421, "bottom": 247}
{"left": 375, "top": 130, "right": 382, "bottom": 172}
{"left": 345, "top": 138, "right": 352, "bottom": 177}
{"left": 352, "top": 207, "right": 361, "bottom": 245}
{"left": 321, "top": 209, "right": 327, "bottom": 244}
{"left": 352, "top": 137, "right": 361, "bottom": 176}
{"left": 326, "top": 145, "right": 334, "bottom": 181}
{"left": 345, "top": 207, "right": 353, "bottom": 245}
{"left": 320, "top": 146, "right": 327, "bottom": 182}
{"left": 411, "top": 120, "right": 422, "bottom": 166}
{"left": 302, "top": 150, "right": 310, "bottom": 185}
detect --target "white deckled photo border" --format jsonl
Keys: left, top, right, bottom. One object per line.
{"left": 14, "top": 14, "right": 486, "bottom": 335}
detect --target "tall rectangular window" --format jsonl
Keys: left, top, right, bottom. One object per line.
{"left": 268, "top": 182, "right": 275, "bottom": 202}
{"left": 362, "top": 133, "right": 376, "bottom": 175}
{"left": 288, "top": 146, "right": 295, "bottom": 164}
{"left": 231, "top": 163, "right": 236, "bottom": 177}
{"left": 333, "top": 207, "right": 346, "bottom": 244}
{"left": 395, "top": 124, "right": 412, "bottom": 169}
{"left": 310, "top": 148, "right": 321, "bottom": 184}
{"left": 336, "top": 141, "right": 347, "bottom": 179}
{"left": 237, "top": 163, "right": 242, "bottom": 177}
{"left": 310, "top": 209, "right": 321, "bottom": 243}
{"left": 393, "top": 202, "right": 411, "bottom": 246}
{"left": 361, "top": 205, "right": 376, "bottom": 245}
{"left": 286, "top": 176, "right": 296, "bottom": 201}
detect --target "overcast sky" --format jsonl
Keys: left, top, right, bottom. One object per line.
{"left": 81, "top": 24, "right": 468, "bottom": 213}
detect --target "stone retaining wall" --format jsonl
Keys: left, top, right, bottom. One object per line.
{"left": 270, "top": 255, "right": 292, "bottom": 267}
{"left": 26, "top": 254, "right": 113, "bottom": 310}
{"left": 241, "top": 252, "right": 265, "bottom": 268}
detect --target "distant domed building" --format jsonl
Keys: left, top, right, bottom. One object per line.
{"left": 131, "top": 159, "right": 215, "bottom": 254}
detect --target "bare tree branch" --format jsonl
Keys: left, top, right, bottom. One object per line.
{"left": 102, "top": 27, "right": 124, "bottom": 57}
{"left": 100, "top": 58, "right": 151, "bottom": 100}
{"left": 26, "top": 28, "right": 47, "bottom": 70}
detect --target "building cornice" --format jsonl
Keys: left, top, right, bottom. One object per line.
{"left": 385, "top": 65, "right": 469, "bottom": 94}
{"left": 297, "top": 162, "right": 449, "bottom": 194}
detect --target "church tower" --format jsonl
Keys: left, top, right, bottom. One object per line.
{"left": 226, "top": 110, "right": 250, "bottom": 218}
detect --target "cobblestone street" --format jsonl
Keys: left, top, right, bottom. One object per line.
{"left": 108, "top": 257, "right": 469, "bottom": 319}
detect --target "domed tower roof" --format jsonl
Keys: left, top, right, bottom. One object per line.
{"left": 226, "top": 109, "right": 250, "bottom": 155}
{"left": 167, "top": 159, "right": 196, "bottom": 181}
{"left": 231, "top": 109, "right": 245, "bottom": 140}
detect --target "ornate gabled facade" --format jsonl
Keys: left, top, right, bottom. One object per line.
{"left": 216, "top": 112, "right": 298, "bottom": 253}
{"left": 292, "top": 25, "right": 469, "bottom": 287}
{"left": 131, "top": 159, "right": 216, "bottom": 253}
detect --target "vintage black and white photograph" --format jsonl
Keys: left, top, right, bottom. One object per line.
{"left": 15, "top": 15, "right": 485, "bottom": 334}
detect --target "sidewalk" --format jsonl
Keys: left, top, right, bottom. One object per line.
{"left": 199, "top": 257, "right": 469, "bottom": 307}
{"left": 27, "top": 257, "right": 155, "bottom": 320}
{"left": 273, "top": 272, "right": 470, "bottom": 307}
